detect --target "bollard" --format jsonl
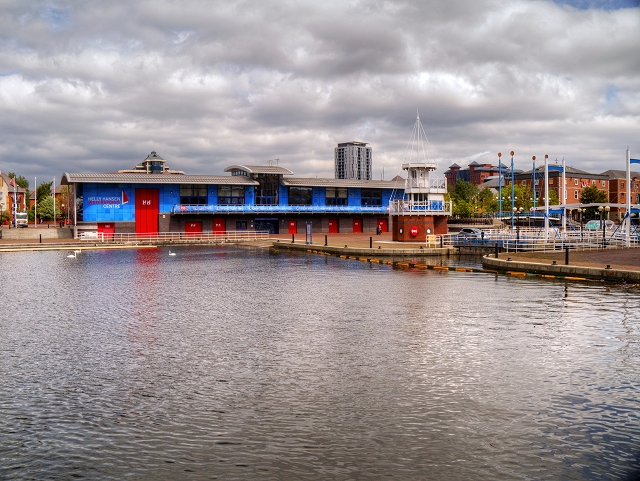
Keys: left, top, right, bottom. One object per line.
{"left": 40, "top": 234, "right": 42, "bottom": 243}
{"left": 324, "top": 234, "right": 327, "bottom": 246}
{"left": 440, "top": 236, "right": 443, "bottom": 248}
{"left": 370, "top": 236, "right": 372, "bottom": 248}
{"left": 495, "top": 244, "right": 499, "bottom": 259}
{"left": 291, "top": 234, "right": 294, "bottom": 243}
{"left": 565, "top": 247, "right": 569, "bottom": 265}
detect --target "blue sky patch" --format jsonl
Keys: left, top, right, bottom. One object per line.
{"left": 553, "top": 0, "right": 640, "bottom": 9}
{"left": 40, "top": 6, "right": 70, "bottom": 30}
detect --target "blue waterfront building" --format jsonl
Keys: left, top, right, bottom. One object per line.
{"left": 61, "top": 152, "right": 407, "bottom": 236}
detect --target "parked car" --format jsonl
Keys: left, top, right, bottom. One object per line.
{"left": 457, "top": 228, "right": 485, "bottom": 238}
{"left": 585, "top": 220, "right": 615, "bottom": 230}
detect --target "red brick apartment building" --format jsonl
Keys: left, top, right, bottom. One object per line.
{"left": 601, "top": 169, "right": 640, "bottom": 221}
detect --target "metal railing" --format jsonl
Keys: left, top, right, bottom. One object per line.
{"left": 441, "top": 230, "right": 640, "bottom": 251}
{"left": 171, "top": 204, "right": 388, "bottom": 214}
{"left": 389, "top": 200, "right": 452, "bottom": 215}
{"left": 78, "top": 230, "right": 270, "bottom": 244}
{"left": 404, "top": 177, "right": 447, "bottom": 190}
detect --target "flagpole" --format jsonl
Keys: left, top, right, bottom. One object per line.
{"left": 53, "top": 176, "right": 56, "bottom": 227}
{"left": 627, "top": 148, "right": 631, "bottom": 247}
{"left": 14, "top": 177, "right": 17, "bottom": 228}
{"left": 34, "top": 176, "right": 37, "bottom": 228}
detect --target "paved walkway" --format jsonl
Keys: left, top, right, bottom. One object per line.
{"left": 270, "top": 232, "right": 430, "bottom": 249}
{"left": 503, "top": 248, "right": 640, "bottom": 272}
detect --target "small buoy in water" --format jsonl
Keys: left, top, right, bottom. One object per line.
{"left": 169, "top": 250, "right": 176, "bottom": 256}
{"left": 66, "top": 251, "right": 77, "bottom": 258}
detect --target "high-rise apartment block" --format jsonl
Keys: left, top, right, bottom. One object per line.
{"left": 334, "top": 141, "right": 372, "bottom": 180}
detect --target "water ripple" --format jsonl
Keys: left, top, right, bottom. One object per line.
{"left": 1, "top": 247, "right": 639, "bottom": 480}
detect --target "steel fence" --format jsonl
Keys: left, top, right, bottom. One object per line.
{"left": 78, "top": 231, "right": 270, "bottom": 244}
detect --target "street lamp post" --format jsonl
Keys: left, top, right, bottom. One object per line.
{"left": 577, "top": 208, "right": 584, "bottom": 241}
{"left": 510, "top": 151, "right": 515, "bottom": 231}
{"left": 513, "top": 206, "right": 524, "bottom": 249}
{"left": 598, "top": 205, "right": 610, "bottom": 248}
{"left": 498, "top": 152, "right": 502, "bottom": 220}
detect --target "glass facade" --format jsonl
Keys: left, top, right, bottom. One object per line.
{"left": 288, "top": 187, "right": 312, "bottom": 205}
{"left": 361, "top": 189, "right": 382, "bottom": 206}
{"left": 218, "top": 185, "right": 245, "bottom": 204}
{"left": 180, "top": 185, "right": 208, "bottom": 205}
{"left": 254, "top": 174, "right": 279, "bottom": 205}
{"left": 326, "top": 187, "right": 348, "bottom": 206}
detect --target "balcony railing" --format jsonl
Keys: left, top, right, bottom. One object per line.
{"left": 404, "top": 177, "right": 447, "bottom": 191}
{"left": 389, "top": 200, "right": 452, "bottom": 215}
{"left": 171, "top": 204, "right": 389, "bottom": 214}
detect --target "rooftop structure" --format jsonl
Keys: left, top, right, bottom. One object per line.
{"left": 118, "top": 151, "right": 185, "bottom": 175}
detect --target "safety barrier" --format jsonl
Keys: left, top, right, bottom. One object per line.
{"left": 78, "top": 231, "right": 270, "bottom": 244}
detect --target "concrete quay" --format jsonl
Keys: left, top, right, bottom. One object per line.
{"left": 270, "top": 232, "right": 453, "bottom": 257}
{"left": 482, "top": 248, "right": 640, "bottom": 283}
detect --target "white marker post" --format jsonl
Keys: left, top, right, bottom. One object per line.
{"left": 562, "top": 157, "right": 566, "bottom": 234}
{"left": 626, "top": 149, "right": 631, "bottom": 246}
{"left": 544, "top": 154, "right": 549, "bottom": 241}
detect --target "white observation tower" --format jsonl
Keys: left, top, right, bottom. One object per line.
{"left": 390, "top": 112, "right": 451, "bottom": 241}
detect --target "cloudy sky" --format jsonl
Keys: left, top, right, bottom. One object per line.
{"left": 1, "top": 0, "right": 639, "bottom": 186}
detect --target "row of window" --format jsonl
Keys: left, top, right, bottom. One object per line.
{"left": 178, "top": 185, "right": 384, "bottom": 206}
{"left": 523, "top": 179, "right": 608, "bottom": 187}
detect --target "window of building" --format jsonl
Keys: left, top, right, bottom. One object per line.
{"left": 522, "top": 180, "right": 526, "bottom": 186}
{"left": 288, "top": 187, "right": 312, "bottom": 205}
{"left": 602, "top": 181, "right": 606, "bottom": 187}
{"left": 574, "top": 179, "right": 578, "bottom": 185}
{"left": 361, "top": 189, "right": 382, "bottom": 206}
{"left": 180, "top": 184, "right": 208, "bottom": 205}
{"left": 218, "top": 185, "right": 245, "bottom": 204}
{"left": 254, "top": 174, "right": 279, "bottom": 205}
{"left": 574, "top": 190, "right": 579, "bottom": 199}
{"left": 622, "top": 182, "right": 625, "bottom": 188}
{"left": 592, "top": 180, "right": 596, "bottom": 186}
{"left": 236, "top": 220, "right": 247, "bottom": 230}
{"left": 326, "top": 187, "right": 348, "bottom": 206}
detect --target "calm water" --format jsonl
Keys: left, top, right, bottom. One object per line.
{"left": 1, "top": 246, "right": 639, "bottom": 480}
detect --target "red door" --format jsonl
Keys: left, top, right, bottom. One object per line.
{"left": 353, "top": 218, "right": 363, "bottom": 233}
{"left": 135, "top": 189, "right": 159, "bottom": 235}
{"left": 377, "top": 218, "right": 388, "bottom": 233}
{"left": 97, "top": 223, "right": 115, "bottom": 239}
{"left": 328, "top": 218, "right": 339, "bottom": 233}
{"left": 213, "top": 217, "right": 226, "bottom": 234}
{"left": 185, "top": 221, "right": 202, "bottom": 236}
{"left": 288, "top": 220, "right": 297, "bottom": 234}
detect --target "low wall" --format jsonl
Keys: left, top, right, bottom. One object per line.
{"left": 0, "top": 227, "right": 73, "bottom": 240}
{"left": 272, "top": 241, "right": 453, "bottom": 257}
{"left": 482, "top": 255, "right": 640, "bottom": 282}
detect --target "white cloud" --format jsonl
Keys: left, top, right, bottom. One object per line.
{"left": 0, "top": 0, "right": 638, "bottom": 183}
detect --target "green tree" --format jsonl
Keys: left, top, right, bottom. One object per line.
{"left": 580, "top": 185, "right": 608, "bottom": 220}
{"left": 57, "top": 186, "right": 72, "bottom": 219}
{"left": 478, "top": 187, "right": 498, "bottom": 213}
{"left": 450, "top": 180, "right": 479, "bottom": 217}
{"left": 36, "top": 181, "right": 53, "bottom": 203}
{"left": 37, "top": 195, "right": 55, "bottom": 221}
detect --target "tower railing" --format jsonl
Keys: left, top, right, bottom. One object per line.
{"left": 389, "top": 199, "right": 452, "bottom": 215}
{"left": 404, "top": 177, "right": 446, "bottom": 190}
